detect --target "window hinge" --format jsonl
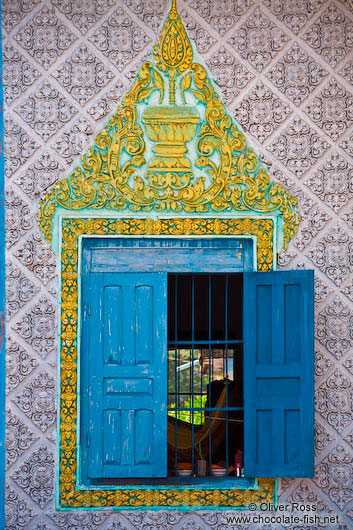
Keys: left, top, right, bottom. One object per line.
{"left": 87, "top": 431, "right": 90, "bottom": 448}
{"left": 87, "top": 304, "right": 91, "bottom": 316}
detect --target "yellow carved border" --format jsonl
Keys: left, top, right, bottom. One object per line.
{"left": 60, "top": 217, "right": 275, "bottom": 508}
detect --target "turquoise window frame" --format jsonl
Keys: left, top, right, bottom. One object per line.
{"left": 78, "top": 236, "right": 255, "bottom": 490}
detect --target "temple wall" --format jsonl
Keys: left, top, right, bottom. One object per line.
{"left": 3, "top": 0, "right": 353, "bottom": 528}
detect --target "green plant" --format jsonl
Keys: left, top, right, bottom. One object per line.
{"left": 168, "top": 394, "right": 207, "bottom": 425}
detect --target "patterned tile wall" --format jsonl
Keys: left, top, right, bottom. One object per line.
{"left": 3, "top": 0, "right": 353, "bottom": 528}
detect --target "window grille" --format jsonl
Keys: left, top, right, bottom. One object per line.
{"left": 167, "top": 274, "right": 244, "bottom": 478}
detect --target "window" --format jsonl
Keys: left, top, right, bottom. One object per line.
{"left": 79, "top": 237, "right": 314, "bottom": 487}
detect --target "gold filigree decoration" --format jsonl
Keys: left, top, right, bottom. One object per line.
{"left": 153, "top": 0, "right": 193, "bottom": 104}
{"left": 37, "top": 2, "right": 299, "bottom": 251}
{"left": 59, "top": 217, "right": 274, "bottom": 508}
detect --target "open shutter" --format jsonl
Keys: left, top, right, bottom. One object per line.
{"left": 243, "top": 270, "right": 314, "bottom": 477}
{"left": 84, "top": 271, "right": 167, "bottom": 480}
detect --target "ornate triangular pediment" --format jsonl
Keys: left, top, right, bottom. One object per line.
{"left": 38, "top": 0, "right": 299, "bottom": 248}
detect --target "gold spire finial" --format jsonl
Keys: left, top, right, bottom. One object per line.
{"left": 153, "top": 0, "right": 193, "bottom": 104}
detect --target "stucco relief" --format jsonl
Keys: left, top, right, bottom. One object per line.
{"left": 3, "top": 0, "right": 353, "bottom": 527}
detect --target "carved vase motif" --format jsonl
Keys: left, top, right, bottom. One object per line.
{"left": 143, "top": 106, "right": 200, "bottom": 176}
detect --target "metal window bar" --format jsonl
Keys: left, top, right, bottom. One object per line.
{"left": 174, "top": 276, "right": 178, "bottom": 476}
{"left": 208, "top": 275, "right": 212, "bottom": 473}
{"left": 191, "top": 276, "right": 195, "bottom": 474}
{"left": 225, "top": 275, "right": 229, "bottom": 475}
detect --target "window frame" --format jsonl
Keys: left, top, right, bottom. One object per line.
{"left": 58, "top": 215, "right": 277, "bottom": 510}
{"left": 80, "top": 241, "right": 252, "bottom": 488}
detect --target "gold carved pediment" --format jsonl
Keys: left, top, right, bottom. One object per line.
{"left": 38, "top": 0, "right": 300, "bottom": 248}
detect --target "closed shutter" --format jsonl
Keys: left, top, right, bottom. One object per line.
{"left": 243, "top": 270, "right": 314, "bottom": 477}
{"left": 82, "top": 271, "right": 167, "bottom": 480}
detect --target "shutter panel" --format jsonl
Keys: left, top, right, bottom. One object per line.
{"left": 85, "top": 271, "right": 167, "bottom": 480}
{"left": 243, "top": 270, "right": 314, "bottom": 477}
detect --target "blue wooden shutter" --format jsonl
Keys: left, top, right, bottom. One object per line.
{"left": 243, "top": 270, "right": 314, "bottom": 477}
{"left": 83, "top": 271, "right": 167, "bottom": 480}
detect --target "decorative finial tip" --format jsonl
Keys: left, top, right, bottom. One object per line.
{"left": 171, "top": 0, "right": 177, "bottom": 11}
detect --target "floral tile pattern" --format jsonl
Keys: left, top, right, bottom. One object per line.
{"left": 206, "top": 46, "right": 253, "bottom": 105}
{"left": 266, "top": 42, "right": 328, "bottom": 107}
{"left": 2, "top": 0, "right": 41, "bottom": 33}
{"left": 338, "top": 60, "right": 353, "bottom": 86}
{"left": 339, "top": 131, "right": 353, "bottom": 158}
{"left": 235, "top": 80, "right": 292, "bottom": 143}
{"left": 180, "top": 9, "right": 216, "bottom": 54}
{"left": 123, "top": 0, "right": 167, "bottom": 34}
{"left": 4, "top": 118, "right": 40, "bottom": 179}
{"left": 303, "top": 3, "right": 353, "bottom": 68}
{"left": 4, "top": 0, "right": 353, "bottom": 527}
{"left": 53, "top": 0, "right": 115, "bottom": 35}
{"left": 308, "top": 225, "right": 353, "bottom": 287}
{"left": 14, "top": 81, "right": 78, "bottom": 141}
{"left": 13, "top": 371, "right": 56, "bottom": 433}
{"left": 304, "top": 152, "right": 353, "bottom": 212}
{"left": 89, "top": 7, "right": 151, "bottom": 71}
{"left": 263, "top": 0, "right": 326, "bottom": 35}
{"left": 6, "top": 410, "right": 39, "bottom": 469}
{"left": 315, "top": 421, "right": 336, "bottom": 456}
{"left": 52, "top": 43, "right": 114, "bottom": 106}
{"left": 5, "top": 486, "right": 37, "bottom": 529}
{"left": 6, "top": 261, "right": 39, "bottom": 320}
{"left": 14, "top": 5, "right": 77, "bottom": 70}
{"left": 14, "top": 231, "right": 57, "bottom": 285}
{"left": 267, "top": 116, "right": 330, "bottom": 178}
{"left": 315, "top": 349, "right": 334, "bottom": 379}
{"left": 227, "top": 7, "right": 290, "bottom": 72}
{"left": 304, "top": 78, "right": 353, "bottom": 141}
{"left": 14, "top": 151, "right": 65, "bottom": 201}
{"left": 316, "top": 295, "right": 353, "bottom": 360}
{"left": 53, "top": 115, "right": 96, "bottom": 165}
{"left": 87, "top": 80, "right": 126, "bottom": 120}
{"left": 316, "top": 369, "right": 353, "bottom": 433}
{"left": 5, "top": 189, "right": 33, "bottom": 249}
{"left": 190, "top": 0, "right": 252, "bottom": 36}
{"left": 2, "top": 42, "right": 41, "bottom": 105}
{"left": 293, "top": 205, "right": 330, "bottom": 252}
{"left": 48, "top": 512, "right": 111, "bottom": 529}
{"left": 12, "top": 297, "right": 57, "bottom": 358}
{"left": 11, "top": 446, "right": 55, "bottom": 509}
{"left": 314, "top": 443, "right": 353, "bottom": 510}
{"left": 6, "top": 338, "right": 38, "bottom": 395}
{"left": 314, "top": 276, "right": 333, "bottom": 304}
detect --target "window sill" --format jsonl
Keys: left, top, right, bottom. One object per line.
{"left": 79, "top": 477, "right": 257, "bottom": 491}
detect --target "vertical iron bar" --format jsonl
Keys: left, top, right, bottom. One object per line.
{"left": 174, "top": 276, "right": 178, "bottom": 475}
{"left": 208, "top": 275, "right": 212, "bottom": 472}
{"left": 191, "top": 275, "right": 195, "bottom": 474}
{"left": 225, "top": 275, "right": 229, "bottom": 475}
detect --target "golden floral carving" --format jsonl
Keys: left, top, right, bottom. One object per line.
{"left": 58, "top": 217, "right": 275, "bottom": 508}
{"left": 37, "top": 3, "right": 299, "bottom": 250}
{"left": 153, "top": 0, "right": 193, "bottom": 104}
